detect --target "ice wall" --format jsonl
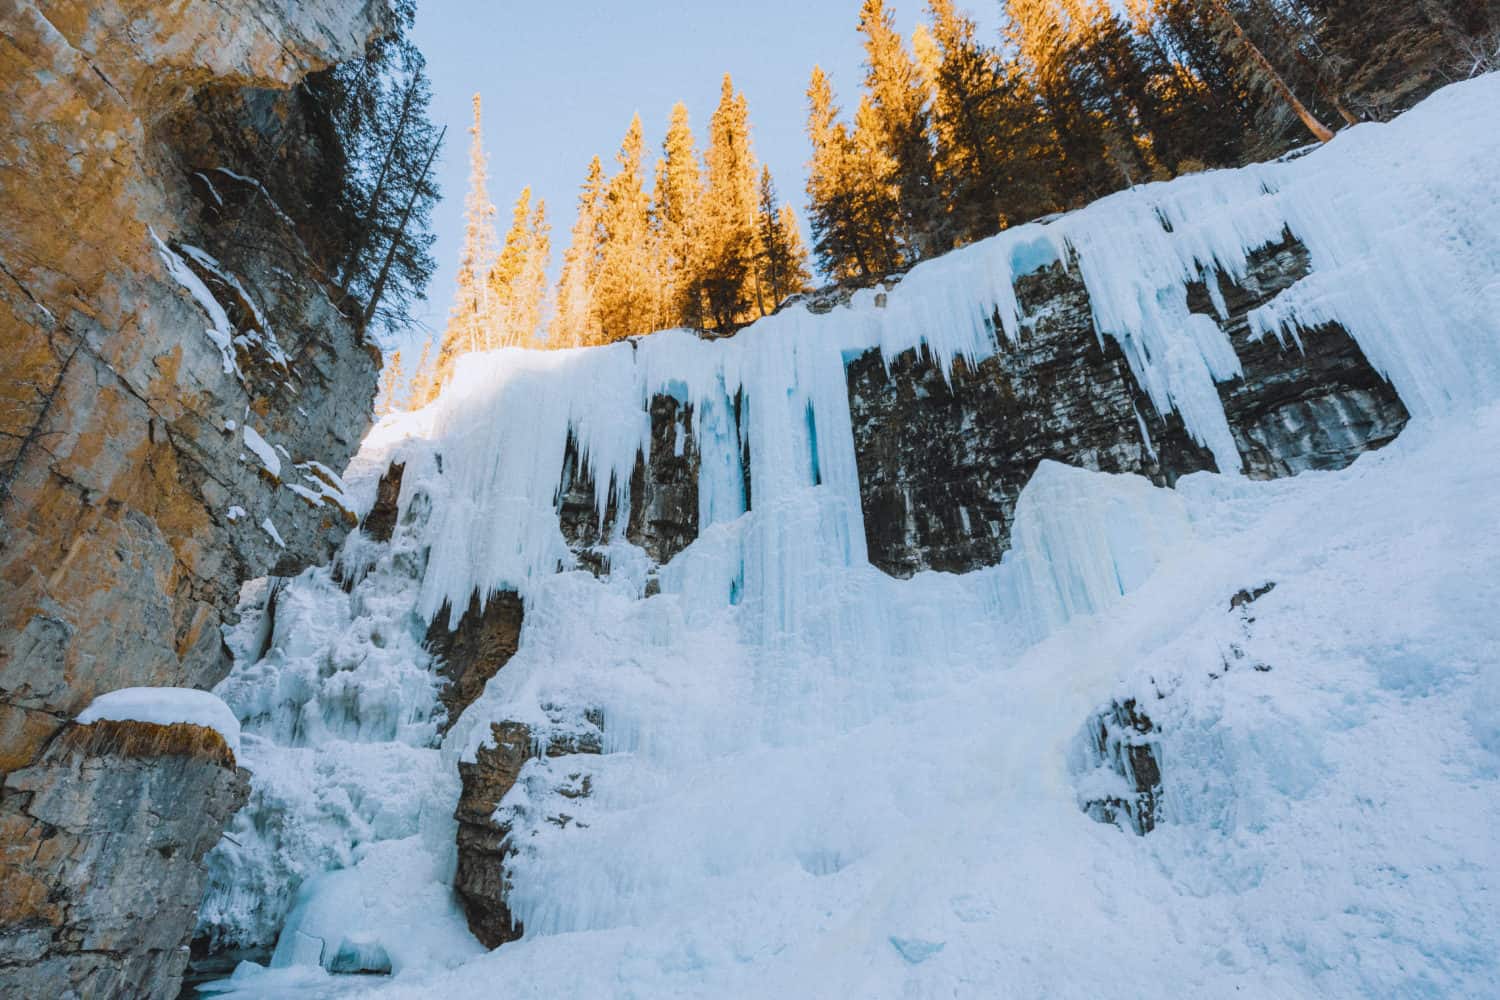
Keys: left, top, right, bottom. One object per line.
{"left": 400, "top": 74, "right": 1499, "bottom": 634}
{"left": 199, "top": 75, "right": 1500, "bottom": 991}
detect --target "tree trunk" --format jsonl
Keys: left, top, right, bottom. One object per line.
{"left": 1206, "top": 0, "right": 1335, "bottom": 142}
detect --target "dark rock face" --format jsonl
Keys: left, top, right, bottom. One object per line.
{"left": 1079, "top": 700, "right": 1163, "bottom": 836}
{"left": 361, "top": 461, "right": 406, "bottom": 544}
{"left": 848, "top": 237, "right": 1409, "bottom": 577}
{"left": 848, "top": 261, "right": 1216, "bottom": 577}
{"left": 425, "top": 590, "right": 525, "bottom": 733}
{"left": 454, "top": 720, "right": 602, "bottom": 949}
{"left": 0, "top": 721, "right": 249, "bottom": 998}
{"left": 557, "top": 393, "right": 700, "bottom": 574}
{"left": 1189, "top": 239, "right": 1409, "bottom": 479}
{"left": 628, "top": 395, "right": 700, "bottom": 566}
{"left": 453, "top": 722, "right": 532, "bottom": 950}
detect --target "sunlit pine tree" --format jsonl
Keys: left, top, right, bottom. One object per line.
{"left": 696, "top": 76, "right": 760, "bottom": 332}
{"left": 550, "top": 156, "right": 606, "bottom": 348}
{"left": 857, "top": 0, "right": 944, "bottom": 259}
{"left": 593, "top": 115, "right": 658, "bottom": 342}
{"left": 753, "top": 166, "right": 811, "bottom": 314}
{"left": 652, "top": 102, "right": 705, "bottom": 329}
{"left": 376, "top": 348, "right": 404, "bottom": 415}
{"left": 430, "top": 93, "right": 499, "bottom": 396}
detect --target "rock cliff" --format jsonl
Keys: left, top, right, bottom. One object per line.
{"left": 0, "top": 0, "right": 383, "bottom": 994}
{"left": 847, "top": 236, "right": 1408, "bottom": 577}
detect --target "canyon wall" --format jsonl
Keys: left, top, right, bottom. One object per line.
{"left": 0, "top": 1, "right": 383, "bottom": 995}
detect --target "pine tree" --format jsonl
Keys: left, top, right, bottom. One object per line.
{"left": 593, "top": 115, "right": 658, "bottom": 342}
{"left": 376, "top": 349, "right": 404, "bottom": 415}
{"left": 653, "top": 102, "right": 704, "bottom": 329}
{"left": 1198, "top": 0, "right": 1334, "bottom": 142}
{"left": 696, "top": 76, "right": 760, "bottom": 332}
{"left": 850, "top": 94, "right": 904, "bottom": 274}
{"left": 514, "top": 199, "right": 550, "bottom": 347}
{"left": 920, "top": 0, "right": 1059, "bottom": 241}
{"left": 777, "top": 204, "right": 813, "bottom": 297}
{"left": 406, "top": 337, "right": 434, "bottom": 407}
{"left": 551, "top": 156, "right": 606, "bottom": 348}
{"left": 432, "top": 94, "right": 499, "bottom": 391}
{"left": 754, "top": 167, "right": 810, "bottom": 313}
{"left": 857, "top": 0, "right": 944, "bottom": 259}
{"left": 805, "top": 66, "right": 898, "bottom": 282}
{"left": 488, "top": 189, "right": 551, "bottom": 347}
{"left": 321, "top": 29, "right": 442, "bottom": 336}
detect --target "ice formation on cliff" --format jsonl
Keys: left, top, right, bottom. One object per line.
{"left": 199, "top": 77, "right": 1500, "bottom": 998}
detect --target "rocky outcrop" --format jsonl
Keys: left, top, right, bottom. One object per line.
{"left": 0, "top": 721, "right": 249, "bottom": 998}
{"left": 1077, "top": 581, "right": 1277, "bottom": 835}
{"left": 454, "top": 719, "right": 602, "bottom": 948}
{"left": 557, "top": 393, "right": 700, "bottom": 576}
{"left": 361, "top": 461, "right": 406, "bottom": 544}
{"left": 426, "top": 590, "right": 525, "bottom": 734}
{"left": 1077, "top": 699, "right": 1163, "bottom": 836}
{"left": 0, "top": 0, "right": 382, "bottom": 992}
{"left": 847, "top": 236, "right": 1408, "bottom": 577}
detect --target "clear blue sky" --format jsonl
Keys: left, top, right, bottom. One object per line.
{"left": 404, "top": 0, "right": 1003, "bottom": 351}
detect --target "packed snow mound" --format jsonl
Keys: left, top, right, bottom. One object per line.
{"left": 76, "top": 687, "right": 241, "bottom": 757}
{"left": 199, "top": 77, "right": 1500, "bottom": 998}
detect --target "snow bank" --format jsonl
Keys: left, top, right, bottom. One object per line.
{"left": 76, "top": 687, "right": 241, "bottom": 757}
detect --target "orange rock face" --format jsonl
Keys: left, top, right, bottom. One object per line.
{"left": 0, "top": 1, "right": 383, "bottom": 994}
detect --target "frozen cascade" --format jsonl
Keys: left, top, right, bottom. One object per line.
{"left": 200, "top": 77, "right": 1500, "bottom": 997}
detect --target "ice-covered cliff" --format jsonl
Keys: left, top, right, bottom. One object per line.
{"left": 198, "top": 75, "right": 1500, "bottom": 998}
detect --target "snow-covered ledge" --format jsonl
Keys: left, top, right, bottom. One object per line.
{"left": 76, "top": 687, "right": 242, "bottom": 758}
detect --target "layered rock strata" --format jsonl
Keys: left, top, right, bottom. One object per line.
{"left": 0, "top": 720, "right": 249, "bottom": 997}
{"left": 847, "top": 237, "right": 1408, "bottom": 577}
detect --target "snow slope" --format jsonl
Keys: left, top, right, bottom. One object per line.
{"left": 199, "top": 76, "right": 1500, "bottom": 998}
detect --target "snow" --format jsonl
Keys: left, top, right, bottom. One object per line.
{"left": 177, "top": 243, "right": 290, "bottom": 369}
{"left": 261, "top": 517, "right": 285, "bottom": 548}
{"left": 199, "top": 77, "right": 1500, "bottom": 998}
{"left": 226, "top": 505, "right": 246, "bottom": 523}
{"left": 76, "top": 687, "right": 240, "bottom": 757}
{"left": 243, "top": 426, "right": 282, "bottom": 479}
{"left": 150, "top": 229, "right": 239, "bottom": 377}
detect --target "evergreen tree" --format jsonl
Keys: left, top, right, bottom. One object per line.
{"left": 407, "top": 337, "right": 434, "bottom": 407}
{"left": 1197, "top": 0, "right": 1335, "bottom": 142}
{"left": 754, "top": 167, "right": 810, "bottom": 313}
{"left": 376, "top": 349, "right": 404, "bottom": 415}
{"left": 920, "top": 0, "right": 1059, "bottom": 241}
{"left": 857, "top": 0, "right": 944, "bottom": 259}
{"left": 696, "top": 76, "right": 760, "bottom": 332}
{"left": 805, "top": 66, "right": 898, "bottom": 282}
{"left": 514, "top": 199, "right": 551, "bottom": 346}
{"left": 488, "top": 188, "right": 551, "bottom": 347}
{"left": 593, "top": 115, "right": 658, "bottom": 342}
{"left": 850, "top": 94, "right": 904, "bottom": 273}
{"left": 318, "top": 13, "right": 442, "bottom": 336}
{"left": 551, "top": 156, "right": 606, "bottom": 347}
{"left": 777, "top": 204, "right": 813, "bottom": 297}
{"left": 653, "top": 102, "right": 705, "bottom": 329}
{"left": 432, "top": 94, "right": 499, "bottom": 391}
